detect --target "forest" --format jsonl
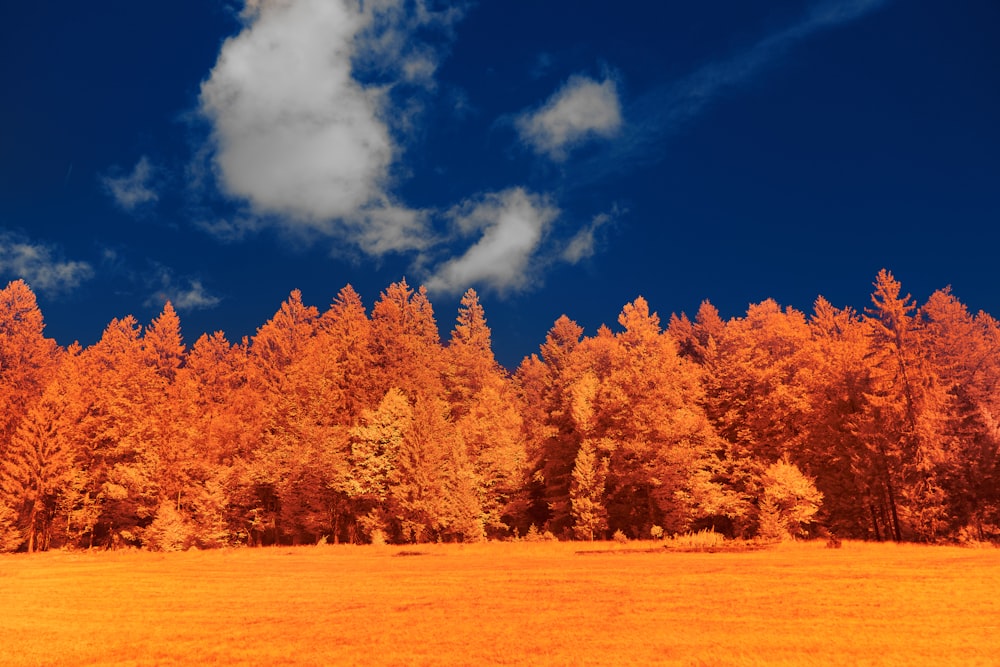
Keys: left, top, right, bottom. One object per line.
{"left": 1, "top": 269, "right": 998, "bottom": 552}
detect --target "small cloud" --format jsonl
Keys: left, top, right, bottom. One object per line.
{"left": 0, "top": 230, "right": 94, "bottom": 295}
{"left": 145, "top": 265, "right": 221, "bottom": 311}
{"left": 565, "top": 0, "right": 891, "bottom": 188}
{"left": 168, "top": 280, "right": 221, "bottom": 311}
{"left": 425, "top": 188, "right": 559, "bottom": 296}
{"left": 102, "top": 156, "right": 159, "bottom": 211}
{"left": 354, "top": 203, "right": 435, "bottom": 256}
{"left": 516, "top": 74, "right": 622, "bottom": 161}
{"left": 194, "top": 215, "right": 263, "bottom": 244}
{"left": 562, "top": 210, "right": 617, "bottom": 264}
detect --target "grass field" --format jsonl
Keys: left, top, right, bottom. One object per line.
{"left": 1, "top": 540, "right": 998, "bottom": 666}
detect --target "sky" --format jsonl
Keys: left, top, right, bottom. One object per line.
{"left": 1, "top": 0, "right": 998, "bottom": 369}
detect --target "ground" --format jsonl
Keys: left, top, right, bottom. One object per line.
{"left": 0, "top": 540, "right": 997, "bottom": 666}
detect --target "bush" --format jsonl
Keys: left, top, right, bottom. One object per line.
{"left": 613, "top": 529, "right": 628, "bottom": 544}
{"left": 523, "top": 525, "right": 558, "bottom": 542}
{"left": 650, "top": 525, "right": 664, "bottom": 540}
{"left": 667, "top": 528, "right": 725, "bottom": 550}
{"left": 757, "top": 458, "right": 823, "bottom": 540}
{"left": 145, "top": 503, "right": 193, "bottom": 552}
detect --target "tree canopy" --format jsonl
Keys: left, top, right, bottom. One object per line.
{"left": 2, "top": 271, "right": 999, "bottom": 551}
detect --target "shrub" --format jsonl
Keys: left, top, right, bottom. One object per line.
{"left": 757, "top": 458, "right": 823, "bottom": 541}
{"left": 667, "top": 528, "right": 725, "bottom": 550}
{"left": 145, "top": 503, "right": 193, "bottom": 552}
{"left": 523, "top": 525, "right": 558, "bottom": 542}
{"left": 612, "top": 529, "right": 628, "bottom": 544}
{"left": 650, "top": 525, "right": 664, "bottom": 540}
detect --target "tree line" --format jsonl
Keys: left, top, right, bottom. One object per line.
{"left": 1, "top": 269, "right": 998, "bottom": 551}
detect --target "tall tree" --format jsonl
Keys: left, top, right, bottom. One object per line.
{"left": 0, "top": 280, "right": 61, "bottom": 461}
{"left": 1, "top": 380, "right": 75, "bottom": 552}
{"left": 241, "top": 290, "right": 319, "bottom": 545}
{"left": 348, "top": 387, "right": 412, "bottom": 542}
{"left": 446, "top": 289, "right": 527, "bottom": 538}
{"left": 858, "top": 270, "right": 950, "bottom": 541}
{"left": 274, "top": 285, "right": 376, "bottom": 543}
{"left": 919, "top": 288, "right": 1000, "bottom": 538}
{"left": 369, "top": 279, "right": 446, "bottom": 401}
{"left": 799, "top": 297, "right": 876, "bottom": 538}
{"left": 68, "top": 316, "right": 163, "bottom": 547}
{"left": 516, "top": 315, "right": 586, "bottom": 535}
{"left": 570, "top": 439, "right": 608, "bottom": 541}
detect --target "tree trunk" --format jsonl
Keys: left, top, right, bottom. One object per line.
{"left": 869, "top": 501, "right": 881, "bottom": 541}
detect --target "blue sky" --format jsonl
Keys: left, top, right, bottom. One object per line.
{"left": 2, "top": 0, "right": 998, "bottom": 368}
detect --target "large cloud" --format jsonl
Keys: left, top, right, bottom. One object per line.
{"left": 197, "top": 0, "right": 460, "bottom": 253}
{"left": 0, "top": 231, "right": 94, "bottom": 295}
{"left": 425, "top": 188, "right": 559, "bottom": 296}
{"left": 516, "top": 75, "right": 622, "bottom": 161}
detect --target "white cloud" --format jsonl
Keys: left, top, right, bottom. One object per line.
{"left": 516, "top": 75, "right": 622, "bottom": 161}
{"left": 102, "top": 156, "right": 158, "bottom": 211}
{"left": 197, "top": 0, "right": 462, "bottom": 253}
{"left": 425, "top": 188, "right": 559, "bottom": 296}
{"left": 0, "top": 231, "right": 94, "bottom": 295}
{"left": 566, "top": 0, "right": 891, "bottom": 187}
{"left": 146, "top": 266, "right": 221, "bottom": 311}
{"left": 562, "top": 211, "right": 614, "bottom": 264}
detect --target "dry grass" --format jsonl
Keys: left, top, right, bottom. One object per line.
{"left": 1, "top": 540, "right": 998, "bottom": 666}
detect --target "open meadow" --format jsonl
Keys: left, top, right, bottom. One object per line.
{"left": 0, "top": 540, "right": 998, "bottom": 666}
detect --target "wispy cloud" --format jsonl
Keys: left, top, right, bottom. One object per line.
{"left": 101, "top": 156, "right": 159, "bottom": 211}
{"left": 561, "top": 209, "right": 617, "bottom": 264}
{"left": 197, "top": 0, "right": 463, "bottom": 253}
{"left": 0, "top": 231, "right": 94, "bottom": 295}
{"left": 425, "top": 188, "right": 559, "bottom": 296}
{"left": 516, "top": 74, "right": 622, "bottom": 161}
{"left": 145, "top": 265, "right": 221, "bottom": 311}
{"left": 568, "top": 0, "right": 890, "bottom": 184}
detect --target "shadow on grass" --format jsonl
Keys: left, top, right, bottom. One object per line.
{"left": 575, "top": 540, "right": 775, "bottom": 556}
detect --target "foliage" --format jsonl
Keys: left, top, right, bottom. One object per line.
{"left": 1, "top": 271, "right": 1000, "bottom": 551}
{"left": 757, "top": 459, "right": 823, "bottom": 541}
{"left": 665, "top": 527, "right": 725, "bottom": 550}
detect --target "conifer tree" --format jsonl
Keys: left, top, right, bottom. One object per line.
{"left": 859, "top": 270, "right": 951, "bottom": 541}
{"left": 0, "top": 280, "right": 61, "bottom": 461}
{"left": 69, "top": 316, "right": 163, "bottom": 547}
{"left": 0, "top": 388, "right": 73, "bottom": 551}
{"left": 446, "top": 289, "right": 527, "bottom": 538}
{"left": 799, "top": 297, "right": 875, "bottom": 538}
{"left": 349, "top": 387, "right": 412, "bottom": 542}
{"left": 516, "top": 315, "right": 586, "bottom": 535}
{"left": 570, "top": 439, "right": 608, "bottom": 541}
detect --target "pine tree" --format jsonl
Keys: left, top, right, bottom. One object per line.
{"left": 349, "top": 388, "right": 412, "bottom": 543}
{"left": 799, "top": 297, "right": 875, "bottom": 538}
{"left": 859, "top": 270, "right": 951, "bottom": 541}
{"left": 446, "top": 289, "right": 527, "bottom": 538}
{"left": 570, "top": 439, "right": 608, "bottom": 541}
{"left": 0, "top": 280, "right": 63, "bottom": 550}
{"left": 516, "top": 315, "right": 585, "bottom": 535}
{"left": 0, "top": 388, "right": 74, "bottom": 551}
{"left": 0, "top": 280, "right": 61, "bottom": 461}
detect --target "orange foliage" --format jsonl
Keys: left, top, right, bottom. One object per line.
{"left": 2, "top": 269, "right": 1000, "bottom": 551}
